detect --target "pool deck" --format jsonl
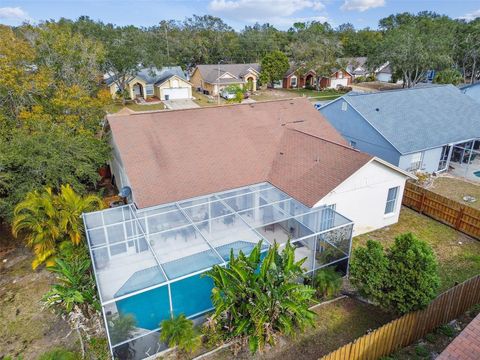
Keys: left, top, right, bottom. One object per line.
{"left": 449, "top": 157, "right": 480, "bottom": 183}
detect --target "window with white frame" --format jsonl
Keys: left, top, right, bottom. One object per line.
{"left": 410, "top": 152, "right": 423, "bottom": 171}
{"left": 384, "top": 187, "right": 399, "bottom": 214}
{"left": 145, "top": 84, "right": 154, "bottom": 96}
{"left": 349, "top": 140, "right": 357, "bottom": 149}
{"left": 290, "top": 76, "right": 297, "bottom": 87}
{"left": 338, "top": 71, "right": 343, "bottom": 78}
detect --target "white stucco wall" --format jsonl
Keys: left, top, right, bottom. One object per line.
{"left": 398, "top": 147, "right": 443, "bottom": 173}
{"left": 314, "top": 160, "right": 409, "bottom": 236}
{"left": 376, "top": 73, "right": 392, "bottom": 82}
{"left": 109, "top": 132, "right": 131, "bottom": 194}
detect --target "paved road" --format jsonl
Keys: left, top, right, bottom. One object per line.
{"left": 163, "top": 99, "right": 200, "bottom": 110}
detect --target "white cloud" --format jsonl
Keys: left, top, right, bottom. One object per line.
{"left": 341, "top": 0, "right": 385, "bottom": 12}
{"left": 458, "top": 9, "right": 480, "bottom": 22}
{"left": 0, "top": 7, "right": 31, "bottom": 24}
{"left": 209, "top": 0, "right": 326, "bottom": 24}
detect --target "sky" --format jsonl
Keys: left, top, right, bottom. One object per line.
{"left": 0, "top": 0, "right": 479, "bottom": 30}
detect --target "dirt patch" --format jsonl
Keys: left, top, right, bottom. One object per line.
{"left": 203, "top": 297, "right": 394, "bottom": 360}
{"left": 0, "top": 247, "right": 78, "bottom": 359}
{"left": 429, "top": 175, "right": 480, "bottom": 210}
{"left": 353, "top": 81, "right": 404, "bottom": 92}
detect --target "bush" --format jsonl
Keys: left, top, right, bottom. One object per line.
{"left": 437, "top": 324, "right": 455, "bottom": 337}
{"left": 424, "top": 333, "right": 436, "bottom": 343}
{"left": 415, "top": 344, "right": 429, "bottom": 357}
{"left": 38, "top": 348, "right": 79, "bottom": 360}
{"left": 350, "top": 233, "right": 439, "bottom": 314}
{"left": 314, "top": 267, "right": 343, "bottom": 299}
{"left": 160, "top": 314, "right": 201, "bottom": 354}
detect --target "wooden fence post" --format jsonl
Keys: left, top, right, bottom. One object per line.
{"left": 419, "top": 191, "right": 426, "bottom": 213}
{"left": 454, "top": 206, "right": 465, "bottom": 230}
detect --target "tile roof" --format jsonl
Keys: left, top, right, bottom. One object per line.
{"left": 195, "top": 63, "right": 260, "bottom": 84}
{"left": 342, "top": 84, "right": 480, "bottom": 154}
{"left": 107, "top": 98, "right": 373, "bottom": 209}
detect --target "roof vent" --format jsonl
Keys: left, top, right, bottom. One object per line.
{"left": 375, "top": 108, "right": 380, "bottom": 112}
{"left": 280, "top": 152, "right": 284, "bottom": 155}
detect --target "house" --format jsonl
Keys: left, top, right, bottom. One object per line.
{"left": 375, "top": 62, "right": 393, "bottom": 82}
{"left": 190, "top": 63, "right": 260, "bottom": 95}
{"left": 319, "top": 68, "right": 353, "bottom": 89}
{"left": 86, "top": 98, "right": 411, "bottom": 358}
{"left": 282, "top": 64, "right": 316, "bottom": 88}
{"left": 319, "top": 85, "right": 480, "bottom": 176}
{"left": 344, "top": 57, "right": 369, "bottom": 79}
{"left": 460, "top": 82, "right": 480, "bottom": 104}
{"left": 106, "top": 66, "right": 192, "bottom": 101}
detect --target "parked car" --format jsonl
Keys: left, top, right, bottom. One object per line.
{"left": 220, "top": 89, "right": 237, "bottom": 99}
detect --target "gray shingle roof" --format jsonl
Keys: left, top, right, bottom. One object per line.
{"left": 105, "top": 66, "right": 186, "bottom": 86}
{"left": 196, "top": 63, "right": 260, "bottom": 84}
{"left": 343, "top": 84, "right": 480, "bottom": 154}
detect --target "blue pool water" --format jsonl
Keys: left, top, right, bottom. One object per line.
{"left": 474, "top": 170, "right": 480, "bottom": 178}
{"left": 114, "top": 241, "right": 267, "bottom": 331}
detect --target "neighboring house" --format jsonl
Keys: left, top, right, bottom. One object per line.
{"left": 319, "top": 68, "right": 353, "bottom": 89}
{"left": 106, "top": 66, "right": 192, "bottom": 100}
{"left": 319, "top": 85, "right": 480, "bottom": 174}
{"left": 460, "top": 82, "right": 480, "bottom": 104}
{"left": 190, "top": 63, "right": 260, "bottom": 95}
{"left": 88, "top": 98, "right": 411, "bottom": 358}
{"left": 282, "top": 64, "right": 316, "bottom": 88}
{"left": 344, "top": 57, "right": 369, "bottom": 79}
{"left": 375, "top": 62, "right": 393, "bottom": 82}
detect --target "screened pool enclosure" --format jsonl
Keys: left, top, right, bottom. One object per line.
{"left": 82, "top": 182, "right": 354, "bottom": 359}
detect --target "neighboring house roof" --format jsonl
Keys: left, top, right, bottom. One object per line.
{"left": 340, "top": 84, "right": 480, "bottom": 154}
{"left": 460, "top": 82, "right": 480, "bottom": 91}
{"left": 460, "top": 82, "right": 480, "bottom": 104}
{"left": 105, "top": 66, "right": 186, "bottom": 86}
{"left": 343, "top": 57, "right": 368, "bottom": 76}
{"left": 107, "top": 98, "right": 375, "bottom": 209}
{"left": 195, "top": 63, "right": 260, "bottom": 84}
{"left": 376, "top": 62, "right": 392, "bottom": 75}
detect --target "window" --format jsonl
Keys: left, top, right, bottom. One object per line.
{"left": 410, "top": 152, "right": 423, "bottom": 171}
{"left": 145, "top": 84, "right": 154, "bottom": 96}
{"left": 349, "top": 140, "right": 357, "bottom": 149}
{"left": 290, "top": 76, "right": 297, "bottom": 87}
{"left": 384, "top": 187, "right": 399, "bottom": 214}
{"left": 341, "top": 101, "right": 348, "bottom": 111}
{"left": 338, "top": 71, "right": 343, "bottom": 79}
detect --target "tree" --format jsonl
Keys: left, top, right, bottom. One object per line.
{"left": 11, "top": 185, "right": 103, "bottom": 268}
{"left": 371, "top": 13, "right": 455, "bottom": 87}
{"left": 260, "top": 51, "right": 289, "bottom": 87}
{"left": 350, "top": 234, "right": 439, "bottom": 314}
{"left": 160, "top": 314, "right": 201, "bottom": 356}
{"left": 433, "top": 68, "right": 463, "bottom": 85}
{"left": 206, "top": 241, "right": 315, "bottom": 354}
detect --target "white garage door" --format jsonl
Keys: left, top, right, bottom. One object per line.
{"left": 330, "top": 78, "right": 348, "bottom": 89}
{"left": 163, "top": 88, "right": 189, "bottom": 100}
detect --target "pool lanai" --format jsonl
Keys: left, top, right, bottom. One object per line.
{"left": 82, "top": 182, "right": 354, "bottom": 359}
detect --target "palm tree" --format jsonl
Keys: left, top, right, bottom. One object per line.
{"left": 12, "top": 184, "right": 103, "bottom": 269}
{"left": 12, "top": 188, "right": 61, "bottom": 268}
{"left": 160, "top": 314, "right": 201, "bottom": 356}
{"left": 57, "top": 184, "right": 103, "bottom": 245}
{"left": 206, "top": 241, "right": 316, "bottom": 354}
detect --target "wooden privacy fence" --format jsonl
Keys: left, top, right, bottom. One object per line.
{"left": 402, "top": 182, "right": 480, "bottom": 240}
{"left": 321, "top": 275, "right": 480, "bottom": 360}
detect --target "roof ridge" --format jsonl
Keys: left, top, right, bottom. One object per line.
{"left": 346, "top": 84, "right": 452, "bottom": 97}
{"left": 107, "top": 97, "right": 308, "bottom": 119}
{"left": 286, "top": 127, "right": 363, "bottom": 153}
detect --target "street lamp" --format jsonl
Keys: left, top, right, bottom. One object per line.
{"left": 217, "top": 60, "right": 224, "bottom": 105}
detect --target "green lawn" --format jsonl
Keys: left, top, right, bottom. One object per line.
{"left": 354, "top": 207, "right": 480, "bottom": 292}
{"left": 193, "top": 91, "right": 226, "bottom": 107}
{"left": 430, "top": 176, "right": 480, "bottom": 210}
{"left": 105, "top": 102, "right": 165, "bottom": 114}
{"left": 284, "top": 88, "right": 344, "bottom": 99}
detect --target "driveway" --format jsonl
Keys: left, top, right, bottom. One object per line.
{"left": 163, "top": 99, "right": 200, "bottom": 110}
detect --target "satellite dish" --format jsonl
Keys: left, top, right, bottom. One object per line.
{"left": 119, "top": 186, "right": 132, "bottom": 198}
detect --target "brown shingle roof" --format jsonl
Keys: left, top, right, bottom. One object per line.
{"left": 107, "top": 98, "right": 373, "bottom": 208}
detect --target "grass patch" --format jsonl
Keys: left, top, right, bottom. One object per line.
{"left": 206, "top": 297, "right": 394, "bottom": 360}
{"left": 430, "top": 176, "right": 480, "bottom": 210}
{"left": 105, "top": 101, "right": 165, "bottom": 114}
{"left": 354, "top": 207, "right": 480, "bottom": 292}
{"left": 193, "top": 91, "right": 226, "bottom": 107}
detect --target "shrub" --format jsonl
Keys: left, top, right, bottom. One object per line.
{"left": 350, "top": 234, "right": 439, "bottom": 314}
{"left": 160, "top": 314, "right": 201, "bottom": 355}
{"left": 415, "top": 344, "right": 429, "bottom": 357}
{"left": 349, "top": 240, "right": 388, "bottom": 301}
{"left": 314, "top": 267, "right": 343, "bottom": 299}
{"left": 424, "top": 333, "right": 436, "bottom": 343}
{"left": 205, "top": 241, "right": 316, "bottom": 354}
{"left": 38, "top": 348, "right": 79, "bottom": 360}
{"left": 437, "top": 324, "right": 455, "bottom": 337}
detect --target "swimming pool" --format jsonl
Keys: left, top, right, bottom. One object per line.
{"left": 114, "top": 241, "right": 267, "bottom": 331}
{"left": 474, "top": 170, "right": 480, "bottom": 178}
